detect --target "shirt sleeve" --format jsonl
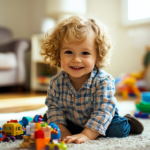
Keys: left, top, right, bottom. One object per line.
{"left": 85, "top": 76, "right": 117, "bottom": 136}
{"left": 45, "top": 79, "right": 66, "bottom": 125}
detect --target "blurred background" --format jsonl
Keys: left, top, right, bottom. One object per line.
{"left": 0, "top": 0, "right": 150, "bottom": 96}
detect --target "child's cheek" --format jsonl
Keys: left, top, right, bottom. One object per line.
{"left": 85, "top": 59, "right": 95, "bottom": 69}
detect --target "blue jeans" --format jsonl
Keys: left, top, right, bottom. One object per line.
{"left": 105, "top": 111, "right": 130, "bottom": 137}
{"left": 66, "top": 111, "right": 131, "bottom": 138}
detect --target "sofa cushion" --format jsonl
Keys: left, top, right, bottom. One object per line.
{"left": 0, "top": 52, "right": 17, "bottom": 69}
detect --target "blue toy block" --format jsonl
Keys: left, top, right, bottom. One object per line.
{"left": 134, "top": 110, "right": 150, "bottom": 119}
{"left": 142, "top": 92, "right": 150, "bottom": 102}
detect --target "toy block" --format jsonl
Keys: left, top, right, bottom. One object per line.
{"left": 20, "top": 135, "right": 35, "bottom": 148}
{"left": 26, "top": 122, "right": 35, "bottom": 135}
{"left": 35, "top": 129, "right": 44, "bottom": 139}
{"left": 35, "top": 138, "right": 45, "bottom": 150}
{"left": 35, "top": 123, "right": 41, "bottom": 131}
{"left": 42, "top": 126, "right": 51, "bottom": 138}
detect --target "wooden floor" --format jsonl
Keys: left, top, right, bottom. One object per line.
{"left": 0, "top": 92, "right": 47, "bottom": 113}
{"left": 0, "top": 92, "right": 137, "bottom": 113}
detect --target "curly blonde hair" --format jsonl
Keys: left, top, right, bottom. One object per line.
{"left": 40, "top": 15, "right": 113, "bottom": 68}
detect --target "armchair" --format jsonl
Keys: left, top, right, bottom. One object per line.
{"left": 0, "top": 27, "right": 31, "bottom": 87}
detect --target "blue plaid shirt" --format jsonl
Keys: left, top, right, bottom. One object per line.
{"left": 45, "top": 66, "right": 118, "bottom": 136}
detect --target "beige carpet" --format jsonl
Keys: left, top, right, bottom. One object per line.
{"left": 0, "top": 101, "right": 150, "bottom": 150}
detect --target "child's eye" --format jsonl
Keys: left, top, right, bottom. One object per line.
{"left": 65, "top": 51, "right": 72, "bottom": 54}
{"left": 82, "top": 52, "right": 90, "bottom": 55}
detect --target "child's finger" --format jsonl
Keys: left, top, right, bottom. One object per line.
{"left": 65, "top": 136, "right": 72, "bottom": 139}
{"left": 66, "top": 137, "right": 75, "bottom": 144}
{"left": 63, "top": 136, "right": 71, "bottom": 142}
{"left": 62, "top": 138, "right": 66, "bottom": 142}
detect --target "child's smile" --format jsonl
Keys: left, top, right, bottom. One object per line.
{"left": 70, "top": 66, "right": 84, "bottom": 71}
{"left": 60, "top": 30, "right": 97, "bottom": 84}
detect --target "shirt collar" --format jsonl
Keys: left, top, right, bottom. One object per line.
{"left": 83, "top": 66, "right": 98, "bottom": 89}
{"left": 62, "top": 66, "right": 98, "bottom": 91}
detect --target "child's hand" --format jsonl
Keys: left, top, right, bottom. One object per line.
{"left": 60, "top": 131, "right": 72, "bottom": 142}
{"left": 63, "top": 133, "right": 90, "bottom": 144}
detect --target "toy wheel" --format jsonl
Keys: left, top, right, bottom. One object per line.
{"left": 54, "top": 145, "right": 59, "bottom": 150}
{"left": 20, "top": 135, "right": 23, "bottom": 139}
{"left": 3, "top": 137, "right": 10, "bottom": 142}
{"left": 45, "top": 145, "right": 50, "bottom": 150}
{"left": 16, "top": 135, "right": 23, "bottom": 139}
{"left": 10, "top": 136, "right": 16, "bottom": 142}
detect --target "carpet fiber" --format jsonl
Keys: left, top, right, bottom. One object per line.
{"left": 0, "top": 101, "right": 150, "bottom": 150}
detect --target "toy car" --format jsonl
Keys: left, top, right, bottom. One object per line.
{"left": 2, "top": 120, "right": 23, "bottom": 141}
{"left": 45, "top": 140, "right": 67, "bottom": 150}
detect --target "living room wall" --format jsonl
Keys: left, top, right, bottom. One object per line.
{"left": 0, "top": 0, "right": 45, "bottom": 39}
{"left": 0, "top": 0, "right": 150, "bottom": 79}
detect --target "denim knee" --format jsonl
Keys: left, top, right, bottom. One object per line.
{"left": 105, "top": 118, "right": 130, "bottom": 138}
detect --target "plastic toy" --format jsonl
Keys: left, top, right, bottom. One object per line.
{"left": 134, "top": 110, "right": 150, "bottom": 119}
{"left": 1, "top": 120, "right": 23, "bottom": 142}
{"left": 26, "top": 122, "right": 35, "bottom": 136}
{"left": 49, "top": 122, "right": 61, "bottom": 140}
{"left": 141, "top": 92, "right": 150, "bottom": 102}
{"left": 33, "top": 115, "right": 43, "bottom": 123}
{"left": 135, "top": 92, "right": 150, "bottom": 113}
{"left": 0, "top": 126, "right": 10, "bottom": 142}
{"left": 45, "top": 140, "right": 67, "bottom": 150}
{"left": 134, "top": 92, "right": 150, "bottom": 119}
{"left": 20, "top": 135, "right": 35, "bottom": 148}
{"left": 2, "top": 120, "right": 23, "bottom": 137}
{"left": 136, "top": 101, "right": 150, "bottom": 113}
{"left": 0, "top": 132, "right": 7, "bottom": 142}
{"left": 117, "top": 76, "right": 141, "bottom": 99}
{"left": 19, "top": 117, "right": 33, "bottom": 128}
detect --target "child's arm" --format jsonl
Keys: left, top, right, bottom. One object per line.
{"left": 46, "top": 77, "right": 70, "bottom": 139}
{"left": 81, "top": 128, "right": 99, "bottom": 140}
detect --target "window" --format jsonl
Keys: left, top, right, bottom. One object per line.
{"left": 121, "top": 0, "right": 150, "bottom": 26}
{"left": 8, "top": 127, "right": 11, "bottom": 130}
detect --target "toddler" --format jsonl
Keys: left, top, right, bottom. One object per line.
{"left": 41, "top": 15, "right": 144, "bottom": 144}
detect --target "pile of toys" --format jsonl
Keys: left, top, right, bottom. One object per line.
{"left": 134, "top": 92, "right": 150, "bottom": 119}
{"left": 115, "top": 74, "right": 142, "bottom": 99}
{"left": 115, "top": 46, "right": 150, "bottom": 100}
{"left": 0, "top": 114, "right": 67, "bottom": 150}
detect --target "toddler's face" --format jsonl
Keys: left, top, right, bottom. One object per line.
{"left": 60, "top": 31, "right": 97, "bottom": 81}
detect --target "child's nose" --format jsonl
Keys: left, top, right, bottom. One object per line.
{"left": 72, "top": 56, "right": 81, "bottom": 62}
